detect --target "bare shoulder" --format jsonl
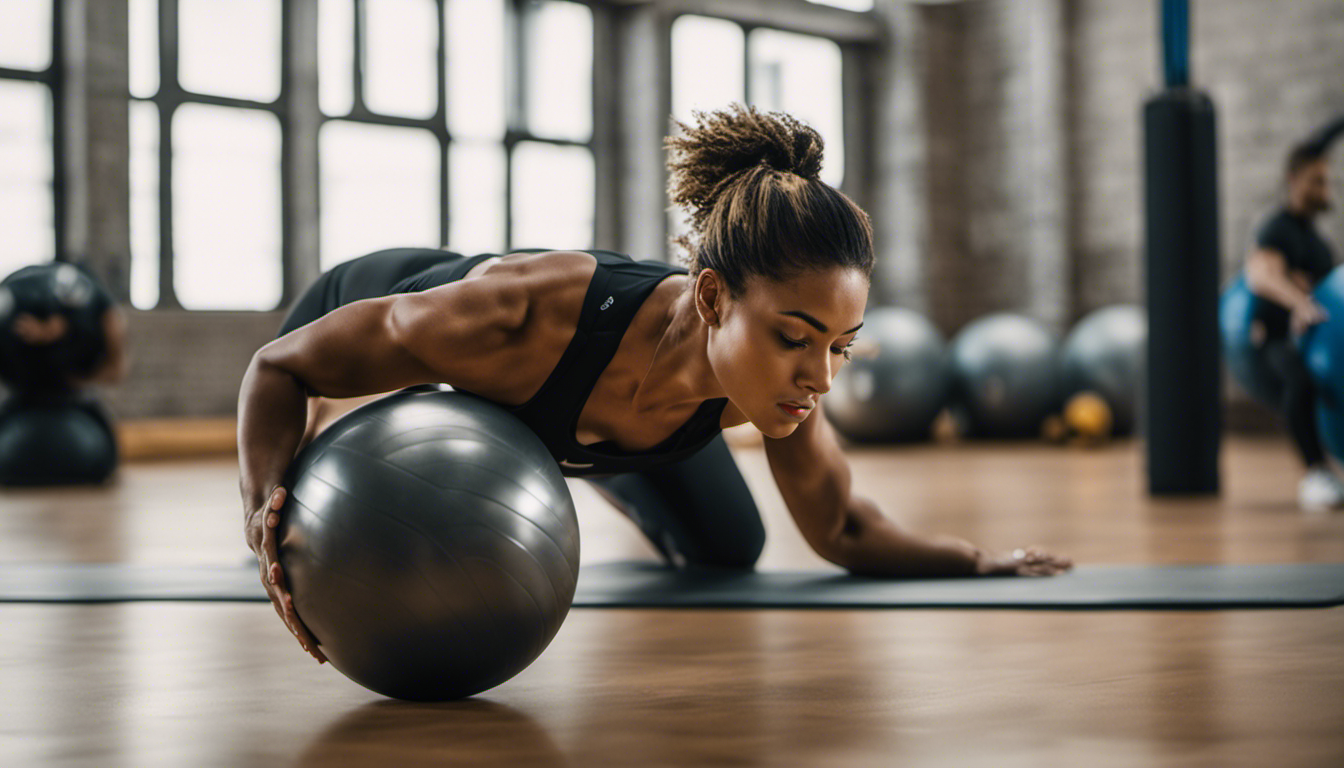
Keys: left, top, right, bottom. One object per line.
{"left": 389, "top": 251, "right": 599, "bottom": 403}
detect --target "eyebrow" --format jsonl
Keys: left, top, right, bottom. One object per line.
{"left": 780, "top": 311, "right": 864, "bottom": 336}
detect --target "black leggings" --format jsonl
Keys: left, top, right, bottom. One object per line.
{"left": 590, "top": 435, "right": 765, "bottom": 569}
{"left": 1260, "top": 338, "right": 1325, "bottom": 467}
{"left": 278, "top": 248, "right": 766, "bottom": 570}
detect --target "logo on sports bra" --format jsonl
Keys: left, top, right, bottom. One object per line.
{"left": 600, "top": 296, "right": 614, "bottom": 311}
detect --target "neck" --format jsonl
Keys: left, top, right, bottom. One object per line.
{"left": 633, "top": 282, "right": 725, "bottom": 412}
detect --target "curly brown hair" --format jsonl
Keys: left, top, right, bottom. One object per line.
{"left": 664, "top": 103, "right": 874, "bottom": 296}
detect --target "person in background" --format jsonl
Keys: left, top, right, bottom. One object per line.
{"left": 1243, "top": 114, "right": 1344, "bottom": 510}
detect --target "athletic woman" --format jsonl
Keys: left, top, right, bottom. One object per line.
{"left": 238, "top": 105, "right": 1073, "bottom": 663}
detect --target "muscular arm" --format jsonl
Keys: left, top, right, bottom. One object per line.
{"left": 237, "top": 274, "right": 530, "bottom": 511}
{"left": 764, "top": 402, "right": 983, "bottom": 577}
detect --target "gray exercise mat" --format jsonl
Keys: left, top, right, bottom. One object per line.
{"left": 1, "top": 561, "right": 1342, "bottom": 609}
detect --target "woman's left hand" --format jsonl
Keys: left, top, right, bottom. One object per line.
{"left": 974, "top": 545, "right": 1073, "bottom": 577}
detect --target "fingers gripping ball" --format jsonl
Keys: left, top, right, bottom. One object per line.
{"left": 949, "top": 314, "right": 1063, "bottom": 438}
{"left": 824, "top": 308, "right": 952, "bottom": 442}
{"left": 277, "top": 388, "right": 581, "bottom": 701}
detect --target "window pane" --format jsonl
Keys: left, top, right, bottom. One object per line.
{"left": 0, "top": 80, "right": 54, "bottom": 276}
{"left": 318, "top": 0, "right": 355, "bottom": 116}
{"left": 178, "top": 0, "right": 281, "bottom": 103}
{"left": 364, "top": 0, "right": 439, "bottom": 119}
{"left": 511, "top": 142, "right": 593, "bottom": 250}
{"left": 0, "top": 0, "right": 52, "bottom": 71}
{"left": 748, "top": 28, "right": 845, "bottom": 188}
{"left": 805, "top": 0, "right": 874, "bottom": 10}
{"left": 129, "top": 101, "right": 160, "bottom": 309}
{"left": 448, "top": 141, "right": 506, "bottom": 255}
{"left": 128, "top": 0, "right": 159, "bottom": 99}
{"left": 671, "top": 16, "right": 745, "bottom": 125}
{"left": 320, "top": 121, "right": 441, "bottom": 270}
{"left": 172, "top": 104, "right": 282, "bottom": 310}
{"left": 525, "top": 1, "right": 592, "bottom": 142}
{"left": 446, "top": 0, "right": 505, "bottom": 141}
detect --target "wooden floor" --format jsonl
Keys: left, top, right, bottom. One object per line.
{"left": 2, "top": 436, "right": 1343, "bottom": 767}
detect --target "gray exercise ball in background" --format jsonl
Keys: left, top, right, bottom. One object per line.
{"left": 825, "top": 307, "right": 951, "bottom": 442}
{"left": 950, "top": 313, "right": 1063, "bottom": 438}
{"left": 1060, "top": 304, "right": 1146, "bottom": 435}
{"left": 277, "top": 387, "right": 580, "bottom": 701}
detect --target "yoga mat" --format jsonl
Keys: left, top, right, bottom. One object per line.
{"left": 1, "top": 561, "right": 1342, "bottom": 609}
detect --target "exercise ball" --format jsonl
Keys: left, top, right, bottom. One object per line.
{"left": 949, "top": 313, "right": 1062, "bottom": 438}
{"left": 824, "top": 307, "right": 951, "bottom": 442}
{"left": 1299, "top": 265, "right": 1344, "bottom": 403}
{"left": 1316, "top": 401, "right": 1344, "bottom": 466}
{"left": 277, "top": 387, "right": 580, "bottom": 701}
{"left": 1219, "top": 275, "right": 1283, "bottom": 404}
{"left": 0, "top": 263, "right": 111, "bottom": 393}
{"left": 1060, "top": 304, "right": 1146, "bottom": 434}
{"left": 0, "top": 396, "right": 118, "bottom": 485}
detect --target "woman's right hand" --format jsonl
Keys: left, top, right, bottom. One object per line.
{"left": 245, "top": 486, "right": 327, "bottom": 663}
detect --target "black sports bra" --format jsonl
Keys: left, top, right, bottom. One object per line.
{"left": 394, "top": 248, "right": 730, "bottom": 478}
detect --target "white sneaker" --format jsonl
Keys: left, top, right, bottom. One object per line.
{"left": 1298, "top": 468, "right": 1344, "bottom": 512}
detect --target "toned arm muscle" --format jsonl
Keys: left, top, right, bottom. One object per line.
{"left": 764, "top": 402, "right": 981, "bottom": 577}
{"left": 238, "top": 274, "right": 530, "bottom": 508}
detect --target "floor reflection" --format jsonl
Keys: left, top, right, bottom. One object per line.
{"left": 294, "top": 698, "right": 569, "bottom": 768}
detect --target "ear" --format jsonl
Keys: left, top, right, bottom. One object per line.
{"left": 694, "top": 269, "right": 725, "bottom": 327}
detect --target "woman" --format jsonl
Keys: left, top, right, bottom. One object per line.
{"left": 239, "top": 104, "right": 1072, "bottom": 663}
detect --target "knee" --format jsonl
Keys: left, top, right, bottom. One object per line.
{"left": 682, "top": 516, "right": 765, "bottom": 571}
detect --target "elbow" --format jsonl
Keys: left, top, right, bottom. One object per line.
{"left": 247, "top": 344, "right": 311, "bottom": 397}
{"left": 808, "top": 511, "right": 863, "bottom": 571}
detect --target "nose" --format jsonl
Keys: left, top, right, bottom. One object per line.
{"left": 797, "top": 349, "right": 835, "bottom": 396}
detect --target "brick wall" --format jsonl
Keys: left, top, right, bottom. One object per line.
{"left": 99, "top": 311, "right": 285, "bottom": 419}
{"left": 877, "top": 0, "right": 1344, "bottom": 327}
{"left": 1069, "top": 0, "right": 1344, "bottom": 312}
{"left": 23, "top": 0, "right": 1344, "bottom": 420}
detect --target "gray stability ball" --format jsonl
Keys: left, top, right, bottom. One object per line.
{"left": 950, "top": 313, "right": 1063, "bottom": 438}
{"left": 824, "top": 307, "right": 951, "bottom": 442}
{"left": 277, "top": 387, "right": 580, "bottom": 701}
{"left": 1060, "top": 304, "right": 1146, "bottom": 435}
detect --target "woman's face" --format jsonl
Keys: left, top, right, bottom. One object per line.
{"left": 701, "top": 266, "right": 869, "bottom": 438}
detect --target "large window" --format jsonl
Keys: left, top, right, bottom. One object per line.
{"left": 669, "top": 14, "right": 847, "bottom": 249}
{"left": 129, "top": 0, "right": 284, "bottom": 310}
{"left": 118, "top": 1, "right": 860, "bottom": 311}
{"left": 0, "top": 0, "right": 58, "bottom": 278}
{"left": 318, "top": 0, "right": 596, "bottom": 271}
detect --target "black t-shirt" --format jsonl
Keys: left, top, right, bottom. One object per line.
{"left": 1252, "top": 208, "right": 1336, "bottom": 339}
{"left": 0, "top": 262, "right": 115, "bottom": 392}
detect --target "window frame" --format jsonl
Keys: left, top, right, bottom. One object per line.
{"left": 0, "top": 0, "right": 64, "bottom": 269}
{"left": 319, "top": 0, "right": 598, "bottom": 267}
{"left": 128, "top": 0, "right": 290, "bottom": 310}
{"left": 119, "top": 0, "right": 876, "bottom": 312}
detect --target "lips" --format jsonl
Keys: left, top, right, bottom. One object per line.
{"left": 778, "top": 400, "right": 813, "bottom": 418}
